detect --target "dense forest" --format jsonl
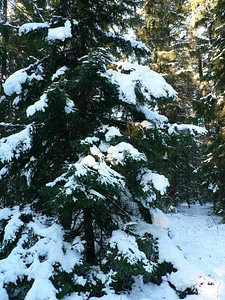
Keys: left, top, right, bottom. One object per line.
{"left": 0, "top": 0, "right": 224, "bottom": 299}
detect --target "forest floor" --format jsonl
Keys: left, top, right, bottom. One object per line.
{"left": 136, "top": 202, "right": 225, "bottom": 300}
{"left": 68, "top": 203, "right": 225, "bottom": 300}
{"left": 166, "top": 203, "right": 225, "bottom": 299}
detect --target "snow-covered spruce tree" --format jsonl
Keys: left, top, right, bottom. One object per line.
{"left": 193, "top": 0, "right": 225, "bottom": 215}
{"left": 0, "top": 1, "right": 206, "bottom": 299}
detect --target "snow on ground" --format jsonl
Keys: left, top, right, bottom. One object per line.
{"left": 1, "top": 202, "right": 224, "bottom": 299}
{"left": 167, "top": 203, "right": 225, "bottom": 299}
{"left": 138, "top": 203, "right": 225, "bottom": 300}
{"left": 85, "top": 203, "right": 225, "bottom": 300}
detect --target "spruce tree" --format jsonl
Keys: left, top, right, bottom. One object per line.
{"left": 0, "top": 0, "right": 206, "bottom": 298}
{"left": 196, "top": 0, "right": 225, "bottom": 215}
{"left": 138, "top": 0, "right": 208, "bottom": 207}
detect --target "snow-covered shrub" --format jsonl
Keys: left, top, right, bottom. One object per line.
{"left": 0, "top": 206, "right": 84, "bottom": 299}
{"left": 101, "top": 227, "right": 157, "bottom": 292}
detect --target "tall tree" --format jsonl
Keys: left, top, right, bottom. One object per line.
{"left": 0, "top": 0, "right": 8, "bottom": 80}
{"left": 195, "top": 0, "right": 225, "bottom": 215}
{"left": 0, "top": 0, "right": 174, "bottom": 298}
{"left": 138, "top": 0, "right": 208, "bottom": 207}
{"left": 0, "top": 1, "right": 207, "bottom": 298}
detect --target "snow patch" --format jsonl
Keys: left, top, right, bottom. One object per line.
{"left": 64, "top": 99, "right": 75, "bottom": 114}
{"left": 140, "top": 170, "right": 169, "bottom": 195}
{"left": 150, "top": 208, "right": 170, "bottom": 228}
{"left": 138, "top": 106, "right": 168, "bottom": 124}
{"left": 168, "top": 123, "right": 207, "bottom": 135}
{"left": 105, "top": 126, "right": 122, "bottom": 141}
{"left": 0, "top": 125, "right": 33, "bottom": 162}
{"left": 47, "top": 20, "right": 72, "bottom": 41}
{"left": 106, "top": 62, "right": 177, "bottom": 105}
{"left": 0, "top": 207, "right": 83, "bottom": 299}
{"left": 3, "top": 209, "right": 23, "bottom": 242}
{"left": 3, "top": 69, "right": 28, "bottom": 96}
{"left": 25, "top": 278, "right": 57, "bottom": 300}
{"left": 51, "top": 66, "right": 68, "bottom": 81}
{"left": 107, "top": 142, "right": 146, "bottom": 165}
{"left": 26, "top": 93, "right": 48, "bottom": 117}
{"left": 19, "top": 22, "right": 49, "bottom": 36}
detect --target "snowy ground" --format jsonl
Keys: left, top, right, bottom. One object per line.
{"left": 167, "top": 203, "right": 225, "bottom": 300}
{"left": 85, "top": 203, "right": 225, "bottom": 300}
{"left": 128, "top": 205, "right": 225, "bottom": 300}
{"left": 134, "top": 203, "right": 225, "bottom": 300}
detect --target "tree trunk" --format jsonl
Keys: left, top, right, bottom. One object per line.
{"left": 83, "top": 207, "right": 96, "bottom": 264}
{"left": 2, "top": 0, "right": 8, "bottom": 80}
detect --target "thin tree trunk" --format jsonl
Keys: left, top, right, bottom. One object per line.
{"left": 83, "top": 207, "right": 96, "bottom": 264}
{"left": 2, "top": 0, "right": 8, "bottom": 80}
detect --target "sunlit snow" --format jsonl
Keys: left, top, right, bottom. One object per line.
{"left": 26, "top": 93, "right": 48, "bottom": 117}
{"left": 19, "top": 22, "right": 49, "bottom": 36}
{"left": 109, "top": 229, "right": 153, "bottom": 271}
{"left": 106, "top": 61, "right": 177, "bottom": 105}
{"left": 47, "top": 20, "right": 72, "bottom": 41}
{"left": 0, "top": 125, "right": 33, "bottom": 162}
{"left": 19, "top": 20, "right": 72, "bottom": 42}
{"left": 3, "top": 67, "right": 44, "bottom": 98}
{"left": 0, "top": 207, "right": 83, "bottom": 300}
{"left": 0, "top": 21, "right": 213, "bottom": 299}
{"left": 168, "top": 123, "right": 207, "bottom": 135}
{"left": 140, "top": 170, "right": 169, "bottom": 195}
{"left": 3, "top": 69, "right": 28, "bottom": 96}
{"left": 107, "top": 142, "right": 146, "bottom": 165}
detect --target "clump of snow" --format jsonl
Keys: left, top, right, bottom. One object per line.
{"left": 19, "top": 22, "right": 49, "bottom": 36}
{"left": 47, "top": 154, "right": 126, "bottom": 194}
{"left": 90, "top": 145, "right": 104, "bottom": 160}
{"left": 25, "top": 279, "right": 57, "bottom": 300}
{"left": 75, "top": 155, "right": 125, "bottom": 186}
{"left": 130, "top": 39, "right": 150, "bottom": 52}
{"left": 140, "top": 170, "right": 169, "bottom": 195}
{"left": 3, "top": 65, "right": 44, "bottom": 99}
{"left": 26, "top": 93, "right": 48, "bottom": 117}
{"left": 81, "top": 136, "right": 99, "bottom": 145}
{"left": 106, "top": 61, "right": 177, "bottom": 105}
{"left": 138, "top": 106, "right": 168, "bottom": 124}
{"left": 0, "top": 207, "right": 14, "bottom": 220}
{"left": 106, "top": 31, "right": 150, "bottom": 53}
{"left": 51, "top": 66, "right": 68, "bottom": 81}
{"left": 136, "top": 120, "right": 153, "bottom": 129}
{"left": 150, "top": 208, "right": 169, "bottom": 228}
{"left": 26, "top": 91, "right": 74, "bottom": 117}
{"left": 105, "top": 126, "right": 122, "bottom": 141}
{"left": 64, "top": 99, "right": 75, "bottom": 114}
{"left": 0, "top": 166, "right": 8, "bottom": 179}
{"left": 0, "top": 124, "right": 33, "bottom": 162}
{"left": 107, "top": 142, "right": 146, "bottom": 165}
{"left": 3, "top": 208, "right": 23, "bottom": 242}
{"left": 47, "top": 20, "right": 72, "bottom": 41}
{"left": 208, "top": 182, "right": 219, "bottom": 193}
{"left": 19, "top": 20, "right": 73, "bottom": 43}
{"left": 168, "top": 123, "right": 207, "bottom": 135}
{"left": 3, "top": 69, "right": 28, "bottom": 96}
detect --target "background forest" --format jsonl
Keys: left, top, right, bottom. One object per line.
{"left": 0, "top": 0, "right": 224, "bottom": 299}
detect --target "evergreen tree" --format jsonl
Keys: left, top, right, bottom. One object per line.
{"left": 0, "top": 1, "right": 207, "bottom": 298}
{"left": 138, "top": 0, "right": 209, "bottom": 207}
{"left": 196, "top": 0, "right": 225, "bottom": 215}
